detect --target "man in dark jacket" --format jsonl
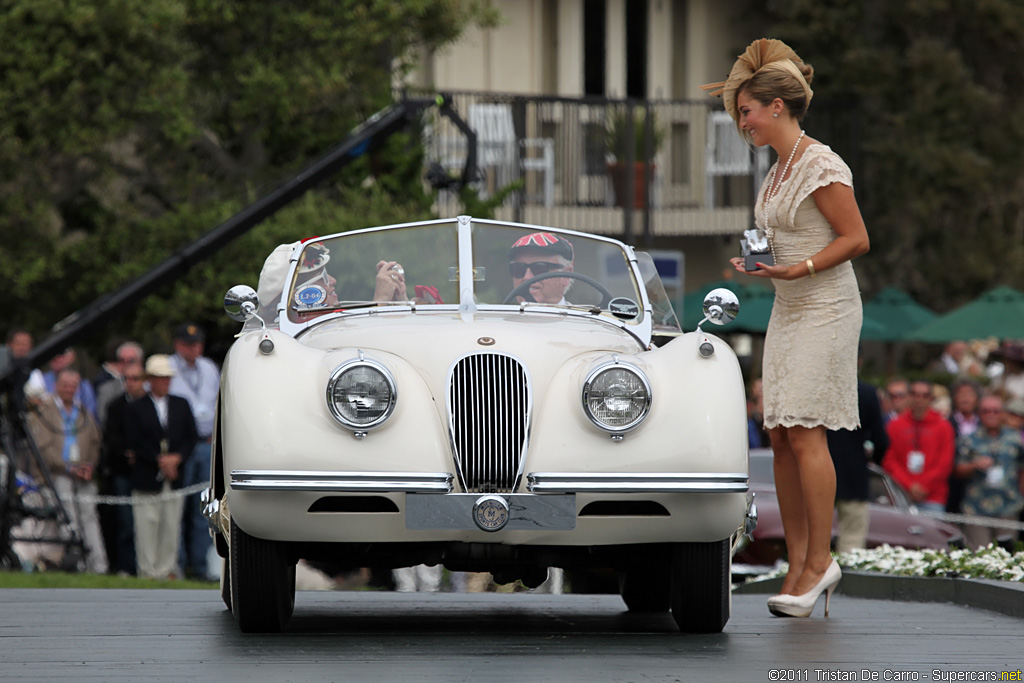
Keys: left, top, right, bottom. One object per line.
{"left": 101, "top": 362, "right": 148, "bottom": 576}
{"left": 828, "top": 378, "right": 890, "bottom": 553}
{"left": 125, "top": 355, "right": 197, "bottom": 579}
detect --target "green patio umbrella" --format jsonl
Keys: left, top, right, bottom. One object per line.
{"left": 859, "top": 314, "right": 887, "bottom": 340}
{"left": 861, "top": 287, "right": 938, "bottom": 341}
{"left": 681, "top": 280, "right": 775, "bottom": 333}
{"left": 906, "top": 286, "right": 1024, "bottom": 343}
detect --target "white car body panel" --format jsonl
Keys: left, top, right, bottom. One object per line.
{"left": 209, "top": 217, "right": 750, "bottom": 580}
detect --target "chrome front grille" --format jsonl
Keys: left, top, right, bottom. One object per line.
{"left": 447, "top": 353, "right": 530, "bottom": 493}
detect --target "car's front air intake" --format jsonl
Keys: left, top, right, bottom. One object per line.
{"left": 447, "top": 352, "right": 530, "bottom": 493}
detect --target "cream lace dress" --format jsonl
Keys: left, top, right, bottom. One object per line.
{"left": 757, "top": 144, "right": 862, "bottom": 431}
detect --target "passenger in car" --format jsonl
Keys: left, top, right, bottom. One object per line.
{"left": 372, "top": 259, "right": 408, "bottom": 302}
{"left": 252, "top": 241, "right": 409, "bottom": 324}
{"left": 291, "top": 243, "right": 339, "bottom": 310}
{"left": 507, "top": 232, "right": 574, "bottom": 305}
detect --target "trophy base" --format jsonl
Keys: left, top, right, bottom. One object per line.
{"left": 745, "top": 253, "right": 774, "bottom": 271}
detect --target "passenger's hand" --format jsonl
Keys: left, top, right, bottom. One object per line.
{"left": 974, "top": 455, "right": 994, "bottom": 471}
{"left": 374, "top": 260, "right": 408, "bottom": 301}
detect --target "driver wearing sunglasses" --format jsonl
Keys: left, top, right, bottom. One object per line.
{"left": 508, "top": 232, "right": 574, "bottom": 305}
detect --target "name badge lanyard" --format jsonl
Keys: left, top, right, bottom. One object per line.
{"left": 58, "top": 400, "right": 81, "bottom": 464}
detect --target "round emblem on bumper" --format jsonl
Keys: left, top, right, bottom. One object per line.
{"left": 472, "top": 495, "right": 510, "bottom": 532}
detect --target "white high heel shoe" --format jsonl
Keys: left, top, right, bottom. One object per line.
{"left": 766, "top": 594, "right": 789, "bottom": 617}
{"left": 769, "top": 560, "right": 842, "bottom": 618}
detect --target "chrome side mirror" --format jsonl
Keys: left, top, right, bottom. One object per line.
{"left": 699, "top": 288, "right": 740, "bottom": 327}
{"left": 224, "top": 285, "right": 260, "bottom": 322}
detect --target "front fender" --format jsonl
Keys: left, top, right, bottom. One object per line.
{"left": 524, "top": 330, "right": 748, "bottom": 477}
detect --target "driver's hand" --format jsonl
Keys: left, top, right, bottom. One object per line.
{"left": 373, "top": 260, "right": 408, "bottom": 301}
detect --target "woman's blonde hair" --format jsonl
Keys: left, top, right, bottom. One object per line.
{"left": 701, "top": 39, "right": 815, "bottom": 127}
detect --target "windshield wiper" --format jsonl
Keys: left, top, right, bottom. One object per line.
{"left": 301, "top": 299, "right": 412, "bottom": 313}
{"left": 517, "top": 301, "right": 603, "bottom": 315}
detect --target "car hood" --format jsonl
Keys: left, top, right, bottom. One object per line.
{"left": 291, "top": 312, "right": 647, "bottom": 422}
{"left": 298, "top": 310, "right": 644, "bottom": 361}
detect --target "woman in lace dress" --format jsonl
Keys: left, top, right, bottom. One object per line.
{"left": 704, "top": 39, "right": 870, "bottom": 617}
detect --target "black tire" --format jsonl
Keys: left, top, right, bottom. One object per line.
{"left": 219, "top": 558, "right": 232, "bottom": 611}
{"left": 618, "top": 564, "right": 671, "bottom": 612}
{"left": 229, "top": 517, "right": 295, "bottom": 633}
{"left": 669, "top": 539, "right": 731, "bottom": 633}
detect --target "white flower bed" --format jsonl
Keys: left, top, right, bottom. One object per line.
{"left": 749, "top": 544, "right": 1024, "bottom": 583}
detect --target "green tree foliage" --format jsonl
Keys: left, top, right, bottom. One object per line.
{"left": 745, "top": 0, "right": 1024, "bottom": 309}
{"left": 0, "top": 0, "right": 494, "bottom": 354}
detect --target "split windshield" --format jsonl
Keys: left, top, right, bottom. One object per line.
{"left": 279, "top": 219, "right": 679, "bottom": 332}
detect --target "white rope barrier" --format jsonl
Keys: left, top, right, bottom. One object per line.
{"left": 918, "top": 509, "right": 1024, "bottom": 532}
{"left": 50, "top": 482, "right": 208, "bottom": 507}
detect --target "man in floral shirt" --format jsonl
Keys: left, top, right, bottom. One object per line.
{"left": 954, "top": 394, "right": 1024, "bottom": 549}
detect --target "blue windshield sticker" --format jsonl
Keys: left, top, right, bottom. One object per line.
{"left": 295, "top": 284, "right": 326, "bottom": 308}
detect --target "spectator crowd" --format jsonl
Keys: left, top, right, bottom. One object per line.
{"left": 2, "top": 324, "right": 515, "bottom": 594}
{"left": 747, "top": 338, "right": 1024, "bottom": 552}
{"left": 6, "top": 323, "right": 1022, "bottom": 584}
{"left": 4, "top": 324, "right": 220, "bottom": 581}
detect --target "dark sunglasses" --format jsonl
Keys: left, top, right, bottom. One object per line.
{"left": 509, "top": 261, "right": 565, "bottom": 279}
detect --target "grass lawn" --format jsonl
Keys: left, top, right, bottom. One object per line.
{"left": 0, "top": 571, "right": 218, "bottom": 589}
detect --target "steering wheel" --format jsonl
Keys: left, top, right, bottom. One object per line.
{"left": 502, "top": 271, "right": 614, "bottom": 308}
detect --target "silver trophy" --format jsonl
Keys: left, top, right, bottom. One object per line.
{"left": 741, "top": 228, "right": 774, "bottom": 272}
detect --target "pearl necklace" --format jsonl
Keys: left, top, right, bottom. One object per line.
{"left": 763, "top": 130, "right": 805, "bottom": 261}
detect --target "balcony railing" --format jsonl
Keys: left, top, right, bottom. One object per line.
{"left": 416, "top": 90, "right": 770, "bottom": 240}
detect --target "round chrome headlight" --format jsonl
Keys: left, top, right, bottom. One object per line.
{"left": 326, "top": 359, "right": 397, "bottom": 430}
{"left": 582, "top": 362, "right": 652, "bottom": 432}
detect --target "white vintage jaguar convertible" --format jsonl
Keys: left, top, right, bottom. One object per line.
{"left": 204, "top": 216, "right": 752, "bottom": 633}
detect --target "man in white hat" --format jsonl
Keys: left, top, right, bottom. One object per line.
{"left": 125, "top": 354, "right": 197, "bottom": 580}
{"left": 169, "top": 323, "right": 220, "bottom": 581}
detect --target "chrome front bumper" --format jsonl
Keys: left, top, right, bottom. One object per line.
{"left": 221, "top": 470, "right": 749, "bottom": 535}
{"left": 526, "top": 472, "right": 748, "bottom": 493}
{"left": 230, "top": 470, "right": 453, "bottom": 493}
{"left": 228, "top": 470, "right": 748, "bottom": 495}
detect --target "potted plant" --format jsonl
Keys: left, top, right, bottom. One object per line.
{"left": 605, "top": 108, "right": 665, "bottom": 208}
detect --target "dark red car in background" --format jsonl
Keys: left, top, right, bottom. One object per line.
{"left": 734, "top": 449, "right": 963, "bottom": 573}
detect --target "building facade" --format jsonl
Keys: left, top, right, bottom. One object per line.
{"left": 404, "top": 0, "right": 765, "bottom": 293}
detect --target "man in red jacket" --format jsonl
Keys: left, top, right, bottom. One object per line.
{"left": 882, "top": 380, "right": 956, "bottom": 513}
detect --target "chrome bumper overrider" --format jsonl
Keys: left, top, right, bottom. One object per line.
{"left": 230, "top": 470, "right": 453, "bottom": 493}
{"left": 526, "top": 472, "right": 748, "bottom": 494}
{"left": 200, "top": 486, "right": 220, "bottom": 532}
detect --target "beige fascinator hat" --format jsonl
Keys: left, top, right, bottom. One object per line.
{"left": 700, "top": 38, "right": 814, "bottom": 124}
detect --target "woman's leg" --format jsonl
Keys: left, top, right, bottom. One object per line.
{"left": 769, "top": 426, "right": 806, "bottom": 595}
{"left": 786, "top": 425, "right": 837, "bottom": 595}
